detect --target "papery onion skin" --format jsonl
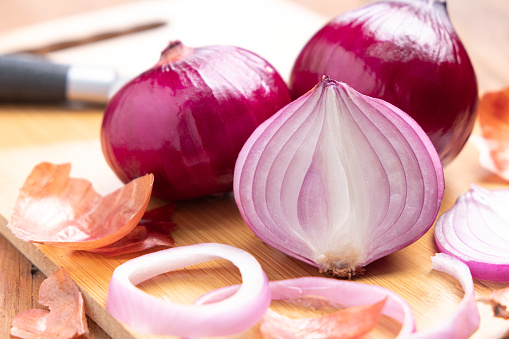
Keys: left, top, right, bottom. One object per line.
{"left": 289, "top": 0, "right": 478, "bottom": 165}
{"left": 101, "top": 41, "right": 291, "bottom": 200}
{"left": 234, "top": 77, "right": 444, "bottom": 278}
{"left": 434, "top": 184, "right": 509, "bottom": 282}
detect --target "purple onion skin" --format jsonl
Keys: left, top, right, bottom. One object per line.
{"left": 101, "top": 42, "right": 291, "bottom": 200}
{"left": 290, "top": 0, "right": 478, "bottom": 165}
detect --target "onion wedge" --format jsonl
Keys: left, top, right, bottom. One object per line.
{"left": 434, "top": 184, "right": 509, "bottom": 281}
{"left": 106, "top": 243, "right": 270, "bottom": 337}
{"left": 8, "top": 162, "right": 153, "bottom": 250}
{"left": 11, "top": 268, "right": 89, "bottom": 338}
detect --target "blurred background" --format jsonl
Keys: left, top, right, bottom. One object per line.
{"left": 0, "top": 0, "right": 508, "bottom": 94}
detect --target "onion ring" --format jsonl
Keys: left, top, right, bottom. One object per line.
{"left": 106, "top": 243, "right": 270, "bottom": 337}
{"left": 195, "top": 277, "right": 416, "bottom": 337}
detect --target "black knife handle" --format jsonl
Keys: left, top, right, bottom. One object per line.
{"left": 0, "top": 54, "right": 70, "bottom": 102}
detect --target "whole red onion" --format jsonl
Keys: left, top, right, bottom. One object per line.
{"left": 290, "top": 0, "right": 478, "bottom": 165}
{"left": 101, "top": 41, "right": 291, "bottom": 200}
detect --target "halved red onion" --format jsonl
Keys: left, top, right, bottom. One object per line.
{"left": 234, "top": 77, "right": 444, "bottom": 277}
{"left": 105, "top": 243, "right": 270, "bottom": 337}
{"left": 289, "top": 0, "right": 478, "bottom": 165}
{"left": 101, "top": 41, "right": 291, "bottom": 200}
{"left": 434, "top": 184, "right": 509, "bottom": 281}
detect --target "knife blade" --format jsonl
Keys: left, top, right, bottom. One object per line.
{"left": 0, "top": 53, "right": 129, "bottom": 105}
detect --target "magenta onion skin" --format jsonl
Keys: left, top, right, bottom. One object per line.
{"left": 101, "top": 41, "right": 291, "bottom": 200}
{"left": 234, "top": 77, "right": 444, "bottom": 277}
{"left": 289, "top": 0, "right": 478, "bottom": 165}
{"left": 435, "top": 185, "right": 509, "bottom": 282}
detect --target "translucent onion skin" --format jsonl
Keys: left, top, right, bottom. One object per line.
{"left": 435, "top": 185, "right": 509, "bottom": 282}
{"left": 101, "top": 41, "right": 291, "bottom": 200}
{"left": 289, "top": 0, "right": 478, "bottom": 165}
{"left": 234, "top": 77, "right": 444, "bottom": 278}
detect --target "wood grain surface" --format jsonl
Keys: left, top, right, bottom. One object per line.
{"left": 1, "top": 0, "right": 509, "bottom": 338}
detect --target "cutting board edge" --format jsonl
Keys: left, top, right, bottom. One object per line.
{"left": 0, "top": 213, "right": 136, "bottom": 339}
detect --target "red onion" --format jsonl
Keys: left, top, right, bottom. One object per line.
{"left": 101, "top": 41, "right": 291, "bottom": 200}
{"left": 289, "top": 0, "right": 478, "bottom": 165}
{"left": 106, "top": 243, "right": 270, "bottom": 337}
{"left": 434, "top": 184, "right": 509, "bottom": 282}
{"left": 234, "top": 77, "right": 444, "bottom": 278}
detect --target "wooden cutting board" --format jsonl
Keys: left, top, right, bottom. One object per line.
{"left": 2, "top": 0, "right": 509, "bottom": 338}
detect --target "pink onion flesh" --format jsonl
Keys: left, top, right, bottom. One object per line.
{"left": 234, "top": 77, "right": 444, "bottom": 277}
{"left": 101, "top": 41, "right": 291, "bottom": 200}
{"left": 105, "top": 243, "right": 270, "bottom": 337}
{"left": 289, "top": 0, "right": 478, "bottom": 165}
{"left": 195, "top": 277, "right": 416, "bottom": 337}
{"left": 409, "top": 253, "right": 480, "bottom": 339}
{"left": 434, "top": 184, "right": 509, "bottom": 281}
{"left": 194, "top": 254, "right": 478, "bottom": 338}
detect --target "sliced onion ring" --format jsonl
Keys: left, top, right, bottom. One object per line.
{"left": 195, "top": 277, "right": 416, "bottom": 337}
{"left": 106, "top": 243, "right": 270, "bottom": 337}
{"left": 195, "top": 254, "right": 479, "bottom": 338}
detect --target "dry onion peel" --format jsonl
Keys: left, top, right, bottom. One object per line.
{"left": 478, "top": 286, "right": 509, "bottom": 319}
{"left": 11, "top": 268, "right": 89, "bottom": 338}
{"left": 434, "top": 184, "right": 509, "bottom": 281}
{"left": 472, "top": 86, "right": 509, "bottom": 180}
{"left": 234, "top": 77, "right": 444, "bottom": 278}
{"left": 260, "top": 297, "right": 387, "bottom": 339}
{"left": 105, "top": 243, "right": 270, "bottom": 337}
{"left": 8, "top": 162, "right": 153, "bottom": 251}
{"left": 194, "top": 254, "right": 479, "bottom": 338}
{"left": 89, "top": 204, "right": 177, "bottom": 255}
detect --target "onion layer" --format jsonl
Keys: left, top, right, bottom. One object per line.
{"left": 409, "top": 253, "right": 480, "bottom": 339}
{"left": 289, "top": 0, "right": 478, "bottom": 165}
{"left": 105, "top": 243, "right": 270, "bottom": 337}
{"left": 434, "top": 184, "right": 509, "bottom": 281}
{"left": 234, "top": 77, "right": 444, "bottom": 277}
{"left": 101, "top": 41, "right": 291, "bottom": 200}
{"left": 194, "top": 254, "right": 479, "bottom": 339}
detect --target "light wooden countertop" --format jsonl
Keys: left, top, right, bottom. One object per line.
{"left": 1, "top": 0, "right": 509, "bottom": 338}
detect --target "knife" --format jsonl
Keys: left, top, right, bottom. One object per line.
{"left": 0, "top": 53, "right": 130, "bottom": 105}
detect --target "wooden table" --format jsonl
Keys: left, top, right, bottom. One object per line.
{"left": 1, "top": 0, "right": 509, "bottom": 338}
